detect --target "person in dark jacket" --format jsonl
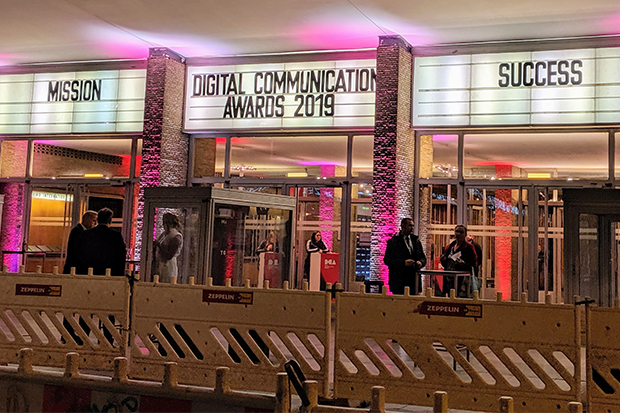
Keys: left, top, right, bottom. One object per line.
{"left": 384, "top": 217, "right": 427, "bottom": 295}
{"left": 63, "top": 210, "right": 97, "bottom": 274}
{"left": 76, "top": 207, "right": 126, "bottom": 277}
{"left": 440, "top": 225, "right": 478, "bottom": 297}
{"left": 304, "top": 231, "right": 329, "bottom": 278}
{"left": 62, "top": 210, "right": 98, "bottom": 344}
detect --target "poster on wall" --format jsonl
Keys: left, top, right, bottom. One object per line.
{"left": 413, "top": 47, "right": 620, "bottom": 126}
{"left": 0, "top": 69, "right": 146, "bottom": 134}
{"left": 184, "top": 59, "right": 376, "bottom": 131}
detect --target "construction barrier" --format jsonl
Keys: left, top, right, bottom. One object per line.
{"left": 0, "top": 266, "right": 130, "bottom": 371}
{"left": 0, "top": 349, "right": 277, "bottom": 412}
{"left": 585, "top": 302, "right": 620, "bottom": 413}
{"left": 129, "top": 278, "right": 332, "bottom": 396}
{"left": 333, "top": 287, "right": 582, "bottom": 413}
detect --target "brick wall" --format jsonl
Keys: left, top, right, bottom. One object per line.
{"left": 135, "top": 50, "right": 189, "bottom": 260}
{"left": 371, "top": 36, "right": 415, "bottom": 286}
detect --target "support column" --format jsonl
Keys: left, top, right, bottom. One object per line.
{"left": 371, "top": 35, "right": 415, "bottom": 289}
{"left": 135, "top": 48, "right": 188, "bottom": 260}
{"left": 0, "top": 140, "right": 29, "bottom": 271}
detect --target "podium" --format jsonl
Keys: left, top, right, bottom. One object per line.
{"left": 309, "top": 252, "right": 339, "bottom": 291}
{"left": 258, "top": 252, "right": 279, "bottom": 287}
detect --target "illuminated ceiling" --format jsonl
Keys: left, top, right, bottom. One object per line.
{"left": 2, "top": 0, "right": 620, "bottom": 66}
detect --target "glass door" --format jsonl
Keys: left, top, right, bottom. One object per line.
{"left": 26, "top": 185, "right": 75, "bottom": 272}
{"left": 563, "top": 189, "right": 620, "bottom": 306}
{"left": 288, "top": 185, "right": 342, "bottom": 289}
{"left": 26, "top": 183, "right": 131, "bottom": 274}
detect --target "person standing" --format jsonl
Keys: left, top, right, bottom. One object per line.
{"left": 76, "top": 207, "right": 126, "bottom": 277}
{"left": 383, "top": 217, "right": 427, "bottom": 295}
{"left": 256, "top": 230, "right": 277, "bottom": 253}
{"left": 75, "top": 207, "right": 126, "bottom": 345}
{"left": 466, "top": 234, "right": 483, "bottom": 292}
{"left": 63, "top": 210, "right": 97, "bottom": 274}
{"left": 304, "top": 231, "right": 329, "bottom": 278}
{"left": 440, "top": 225, "right": 478, "bottom": 297}
{"left": 62, "top": 210, "right": 97, "bottom": 345}
{"left": 154, "top": 212, "right": 183, "bottom": 283}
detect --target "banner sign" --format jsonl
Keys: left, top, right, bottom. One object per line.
{"left": 15, "top": 284, "right": 61, "bottom": 297}
{"left": 418, "top": 301, "right": 482, "bottom": 318}
{"left": 413, "top": 47, "right": 620, "bottom": 126}
{"left": 0, "top": 69, "right": 146, "bottom": 134}
{"left": 184, "top": 59, "right": 376, "bottom": 131}
{"left": 202, "top": 289, "right": 253, "bottom": 305}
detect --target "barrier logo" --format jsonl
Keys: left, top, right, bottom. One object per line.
{"left": 418, "top": 301, "right": 482, "bottom": 318}
{"left": 202, "top": 290, "right": 253, "bottom": 305}
{"left": 15, "top": 284, "right": 61, "bottom": 297}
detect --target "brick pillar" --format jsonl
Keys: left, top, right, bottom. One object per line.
{"left": 371, "top": 35, "right": 415, "bottom": 288}
{"left": 135, "top": 48, "right": 188, "bottom": 260}
{"left": 0, "top": 141, "right": 29, "bottom": 271}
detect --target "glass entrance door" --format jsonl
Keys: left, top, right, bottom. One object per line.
{"left": 563, "top": 189, "right": 620, "bottom": 306}
{"left": 26, "top": 185, "right": 74, "bottom": 272}
{"left": 288, "top": 185, "right": 342, "bottom": 289}
{"left": 26, "top": 183, "right": 129, "bottom": 274}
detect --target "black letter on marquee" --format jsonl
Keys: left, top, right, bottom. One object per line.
{"left": 523, "top": 62, "right": 534, "bottom": 87}
{"left": 510, "top": 63, "right": 522, "bottom": 87}
{"left": 48, "top": 82, "right": 60, "bottom": 101}
{"left": 535, "top": 61, "right": 547, "bottom": 87}
{"left": 571, "top": 60, "right": 583, "bottom": 85}
{"left": 498, "top": 63, "right": 510, "bottom": 87}
{"left": 557, "top": 61, "right": 570, "bottom": 85}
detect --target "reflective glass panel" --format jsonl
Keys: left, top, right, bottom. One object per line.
{"left": 230, "top": 136, "right": 347, "bottom": 179}
{"left": 420, "top": 134, "right": 458, "bottom": 179}
{"left": 212, "top": 203, "right": 291, "bottom": 288}
{"left": 463, "top": 133, "right": 608, "bottom": 180}
{"left": 31, "top": 139, "right": 133, "bottom": 179}
{"left": 350, "top": 183, "right": 372, "bottom": 286}
{"left": 465, "top": 187, "right": 528, "bottom": 301}
{"left": 352, "top": 135, "right": 373, "bottom": 178}
{"left": 193, "top": 137, "right": 225, "bottom": 178}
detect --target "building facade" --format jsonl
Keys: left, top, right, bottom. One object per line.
{"left": 2, "top": 35, "right": 620, "bottom": 305}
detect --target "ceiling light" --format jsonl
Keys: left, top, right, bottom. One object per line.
{"left": 84, "top": 173, "right": 104, "bottom": 178}
{"left": 287, "top": 172, "right": 308, "bottom": 178}
{"left": 527, "top": 173, "right": 551, "bottom": 179}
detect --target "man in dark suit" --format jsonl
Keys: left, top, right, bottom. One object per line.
{"left": 384, "top": 217, "right": 427, "bottom": 295}
{"left": 76, "top": 207, "right": 126, "bottom": 277}
{"left": 63, "top": 210, "right": 97, "bottom": 274}
{"left": 62, "top": 210, "right": 97, "bottom": 345}
{"left": 75, "top": 207, "right": 126, "bottom": 345}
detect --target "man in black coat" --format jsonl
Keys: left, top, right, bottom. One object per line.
{"left": 63, "top": 210, "right": 97, "bottom": 274}
{"left": 383, "top": 217, "right": 427, "bottom": 295}
{"left": 76, "top": 207, "right": 126, "bottom": 277}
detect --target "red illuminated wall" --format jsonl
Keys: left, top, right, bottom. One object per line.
{"left": 495, "top": 165, "right": 512, "bottom": 300}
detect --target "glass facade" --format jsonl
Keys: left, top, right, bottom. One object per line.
{"left": 416, "top": 129, "right": 620, "bottom": 302}
{"left": 0, "top": 136, "right": 142, "bottom": 272}
{"left": 191, "top": 134, "right": 373, "bottom": 290}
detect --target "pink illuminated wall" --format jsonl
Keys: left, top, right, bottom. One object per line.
{"left": 371, "top": 36, "right": 415, "bottom": 292}
{"left": 495, "top": 165, "right": 513, "bottom": 300}
{"left": 0, "top": 184, "right": 25, "bottom": 272}
{"left": 319, "top": 165, "right": 335, "bottom": 249}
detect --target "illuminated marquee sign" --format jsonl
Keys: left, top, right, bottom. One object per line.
{"left": 184, "top": 59, "right": 376, "bottom": 131}
{"left": 413, "top": 47, "right": 620, "bottom": 126}
{"left": 0, "top": 69, "right": 146, "bottom": 134}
